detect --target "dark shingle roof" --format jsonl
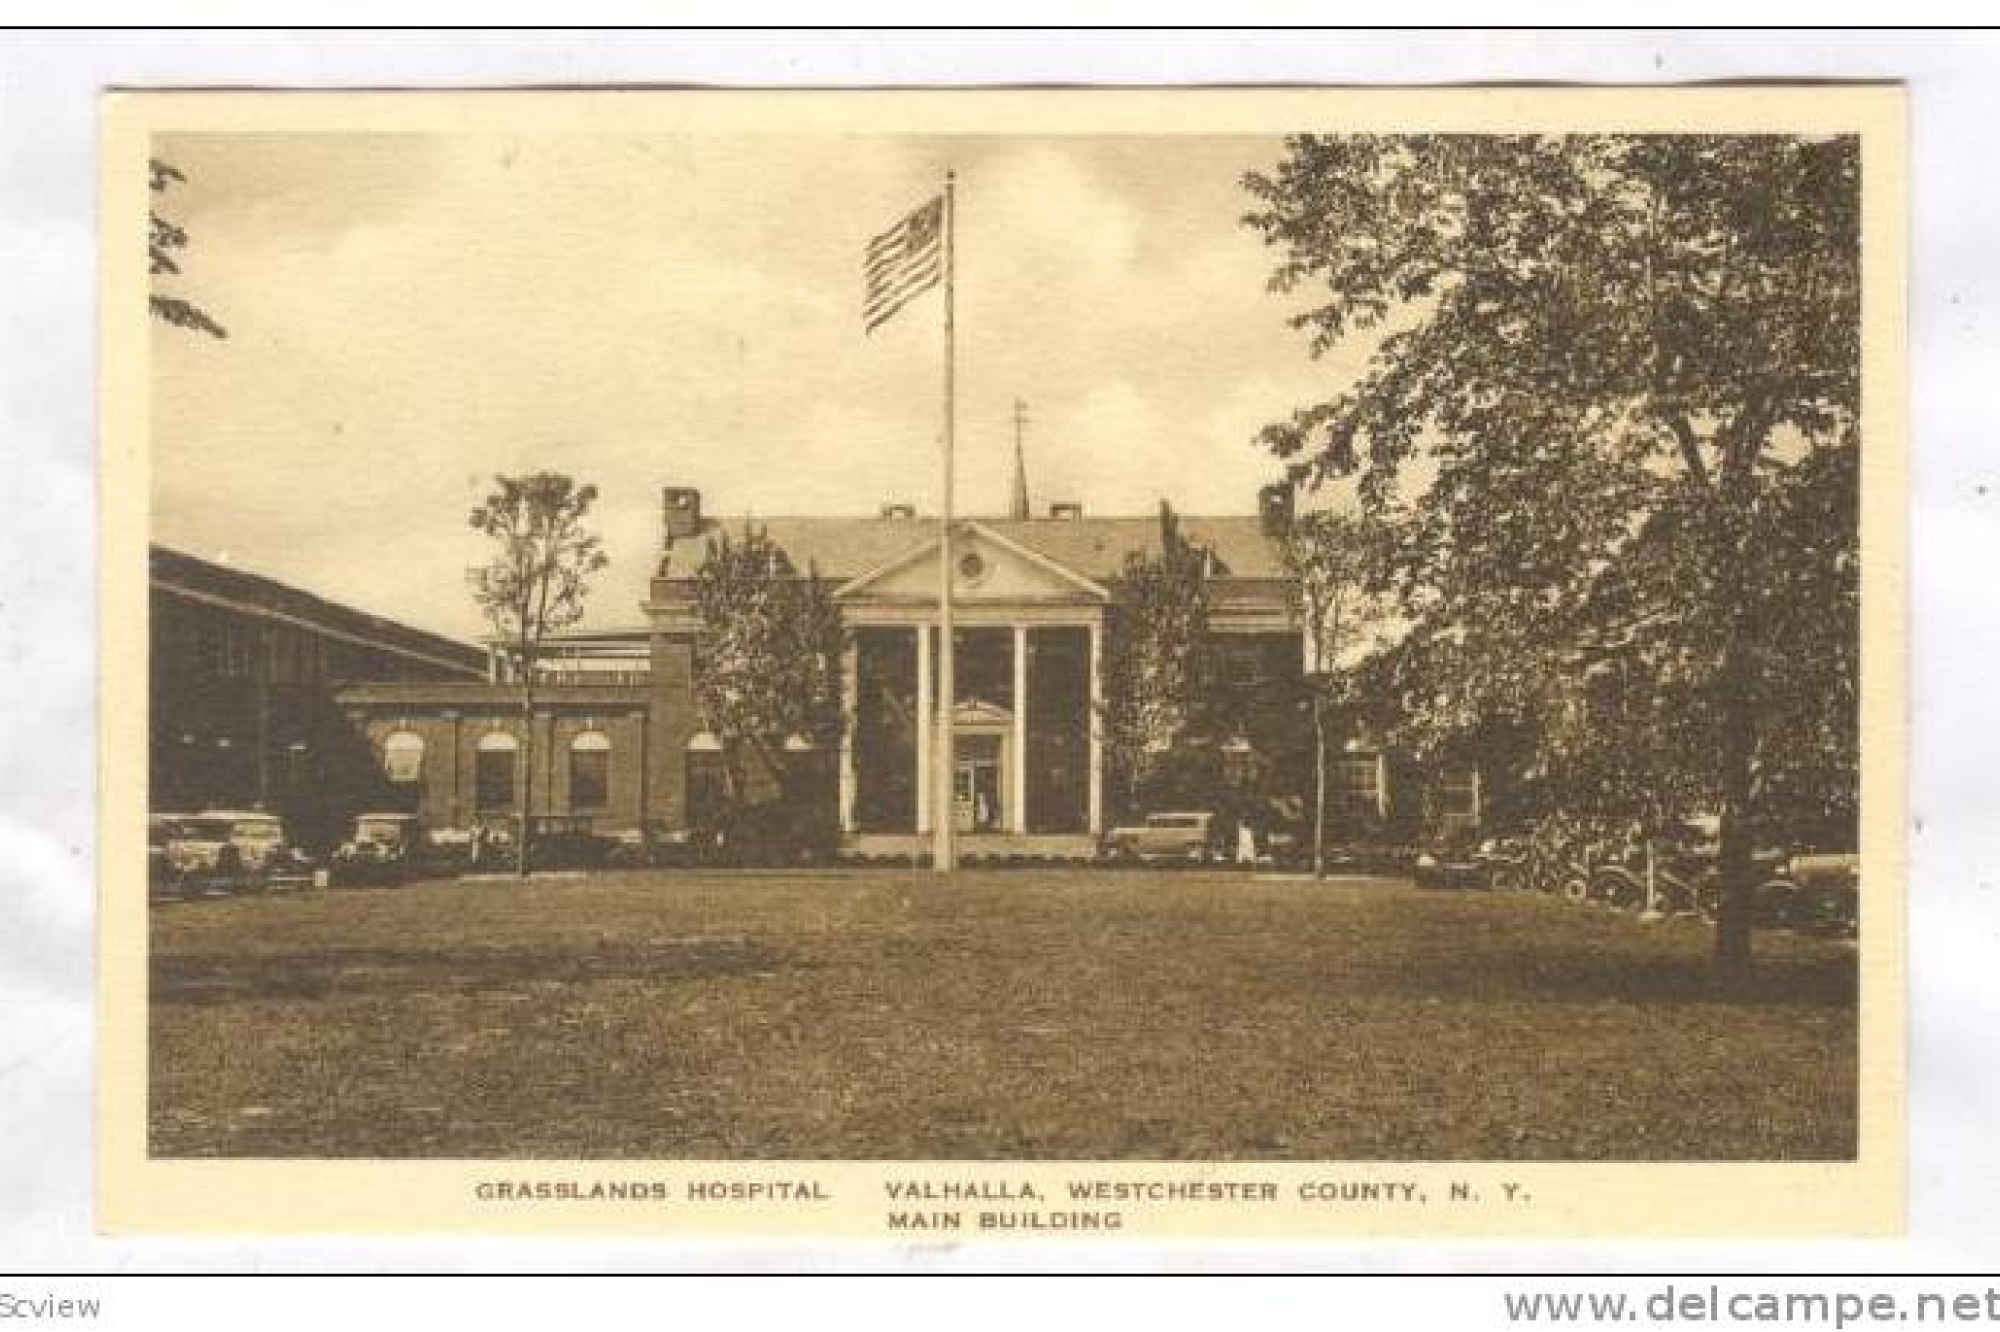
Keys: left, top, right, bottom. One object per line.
{"left": 149, "top": 544, "right": 486, "bottom": 674}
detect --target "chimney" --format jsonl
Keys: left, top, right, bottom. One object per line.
{"left": 1258, "top": 481, "right": 1295, "bottom": 539}
{"left": 662, "top": 487, "right": 703, "bottom": 543}
{"left": 880, "top": 502, "right": 916, "bottom": 520}
{"left": 1048, "top": 501, "right": 1084, "bottom": 520}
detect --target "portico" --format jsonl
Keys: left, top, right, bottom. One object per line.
{"left": 833, "top": 521, "right": 1107, "bottom": 849}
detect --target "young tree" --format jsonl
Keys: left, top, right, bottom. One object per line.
{"left": 1098, "top": 503, "right": 1217, "bottom": 816}
{"left": 690, "top": 526, "right": 845, "bottom": 828}
{"left": 1244, "top": 135, "right": 1860, "bottom": 977}
{"left": 1282, "top": 507, "right": 1398, "bottom": 877}
{"left": 149, "top": 158, "right": 227, "bottom": 339}
{"left": 468, "top": 472, "right": 609, "bottom": 876}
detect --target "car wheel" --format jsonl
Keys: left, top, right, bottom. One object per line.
{"left": 1593, "top": 868, "right": 1642, "bottom": 912}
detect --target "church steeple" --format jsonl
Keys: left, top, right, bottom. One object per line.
{"left": 1008, "top": 397, "right": 1031, "bottom": 520}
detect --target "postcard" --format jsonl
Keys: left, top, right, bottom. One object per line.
{"left": 100, "top": 85, "right": 1907, "bottom": 1237}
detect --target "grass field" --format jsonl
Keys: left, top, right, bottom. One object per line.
{"left": 148, "top": 869, "right": 1857, "bottom": 1160}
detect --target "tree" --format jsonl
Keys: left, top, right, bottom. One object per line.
{"left": 1098, "top": 502, "right": 1217, "bottom": 816}
{"left": 690, "top": 526, "right": 845, "bottom": 829}
{"left": 468, "top": 472, "right": 609, "bottom": 876}
{"left": 1353, "top": 624, "right": 1548, "bottom": 835}
{"left": 1746, "top": 439, "right": 1860, "bottom": 850}
{"left": 149, "top": 158, "right": 227, "bottom": 339}
{"left": 1282, "top": 507, "right": 1398, "bottom": 877}
{"left": 1244, "top": 134, "right": 1860, "bottom": 977}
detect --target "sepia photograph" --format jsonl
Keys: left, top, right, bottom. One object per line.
{"left": 98, "top": 86, "right": 1906, "bottom": 1236}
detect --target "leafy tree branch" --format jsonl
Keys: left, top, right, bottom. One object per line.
{"left": 148, "top": 156, "right": 227, "bottom": 339}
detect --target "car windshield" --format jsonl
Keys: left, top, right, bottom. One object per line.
{"left": 1149, "top": 814, "right": 1205, "bottom": 829}
{"left": 180, "top": 818, "right": 237, "bottom": 840}
{"left": 355, "top": 819, "right": 407, "bottom": 841}
{"left": 233, "top": 820, "right": 282, "bottom": 839}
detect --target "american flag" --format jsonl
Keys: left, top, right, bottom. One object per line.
{"left": 863, "top": 195, "right": 944, "bottom": 334}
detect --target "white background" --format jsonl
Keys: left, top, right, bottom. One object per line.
{"left": 0, "top": 29, "right": 1993, "bottom": 1278}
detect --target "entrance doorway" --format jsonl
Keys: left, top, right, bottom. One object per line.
{"left": 953, "top": 732, "right": 1003, "bottom": 833}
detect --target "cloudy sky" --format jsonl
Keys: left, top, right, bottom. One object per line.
{"left": 151, "top": 131, "right": 1362, "bottom": 639}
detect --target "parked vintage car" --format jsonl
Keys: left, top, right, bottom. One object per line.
{"left": 331, "top": 812, "right": 430, "bottom": 885}
{"left": 594, "top": 823, "right": 717, "bottom": 869}
{"left": 149, "top": 813, "right": 198, "bottom": 895}
{"left": 1790, "top": 851, "right": 1861, "bottom": 935}
{"left": 525, "top": 815, "right": 613, "bottom": 871}
{"left": 1753, "top": 850, "right": 1860, "bottom": 936}
{"left": 423, "top": 826, "right": 479, "bottom": 873}
{"left": 604, "top": 827, "right": 652, "bottom": 869}
{"left": 1099, "top": 811, "right": 1226, "bottom": 864}
{"left": 1412, "top": 829, "right": 1490, "bottom": 890}
{"left": 160, "top": 810, "right": 311, "bottom": 889}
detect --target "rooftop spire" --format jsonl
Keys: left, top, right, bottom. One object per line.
{"left": 1008, "top": 397, "right": 1031, "bottom": 520}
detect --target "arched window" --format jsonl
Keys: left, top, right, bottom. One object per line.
{"left": 569, "top": 730, "right": 611, "bottom": 812}
{"left": 382, "top": 730, "right": 425, "bottom": 784}
{"left": 475, "top": 730, "right": 518, "bottom": 813}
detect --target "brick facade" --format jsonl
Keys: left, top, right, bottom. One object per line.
{"left": 335, "top": 682, "right": 660, "bottom": 835}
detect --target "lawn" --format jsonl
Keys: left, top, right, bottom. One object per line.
{"left": 148, "top": 869, "right": 1857, "bottom": 1160}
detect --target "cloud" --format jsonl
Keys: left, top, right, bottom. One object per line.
{"left": 152, "top": 130, "right": 1354, "bottom": 639}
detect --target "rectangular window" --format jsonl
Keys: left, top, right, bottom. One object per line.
{"left": 1439, "top": 769, "right": 1478, "bottom": 820}
{"left": 686, "top": 752, "right": 728, "bottom": 830}
{"left": 1332, "top": 755, "right": 1381, "bottom": 816}
{"left": 570, "top": 749, "right": 609, "bottom": 811}
{"left": 475, "top": 750, "right": 515, "bottom": 812}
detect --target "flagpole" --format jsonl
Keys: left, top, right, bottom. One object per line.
{"left": 935, "top": 169, "right": 958, "bottom": 874}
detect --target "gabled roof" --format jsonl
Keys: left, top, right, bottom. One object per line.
{"left": 661, "top": 513, "right": 1286, "bottom": 583}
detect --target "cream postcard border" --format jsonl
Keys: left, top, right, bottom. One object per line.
{"left": 97, "top": 85, "right": 1908, "bottom": 1239}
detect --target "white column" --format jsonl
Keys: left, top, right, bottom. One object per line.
{"left": 1087, "top": 617, "right": 1104, "bottom": 835}
{"left": 1011, "top": 624, "right": 1029, "bottom": 834}
{"left": 837, "top": 638, "right": 858, "bottom": 834}
{"left": 915, "top": 623, "right": 932, "bottom": 834}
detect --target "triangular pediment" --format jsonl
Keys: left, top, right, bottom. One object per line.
{"left": 836, "top": 522, "right": 1107, "bottom": 604}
